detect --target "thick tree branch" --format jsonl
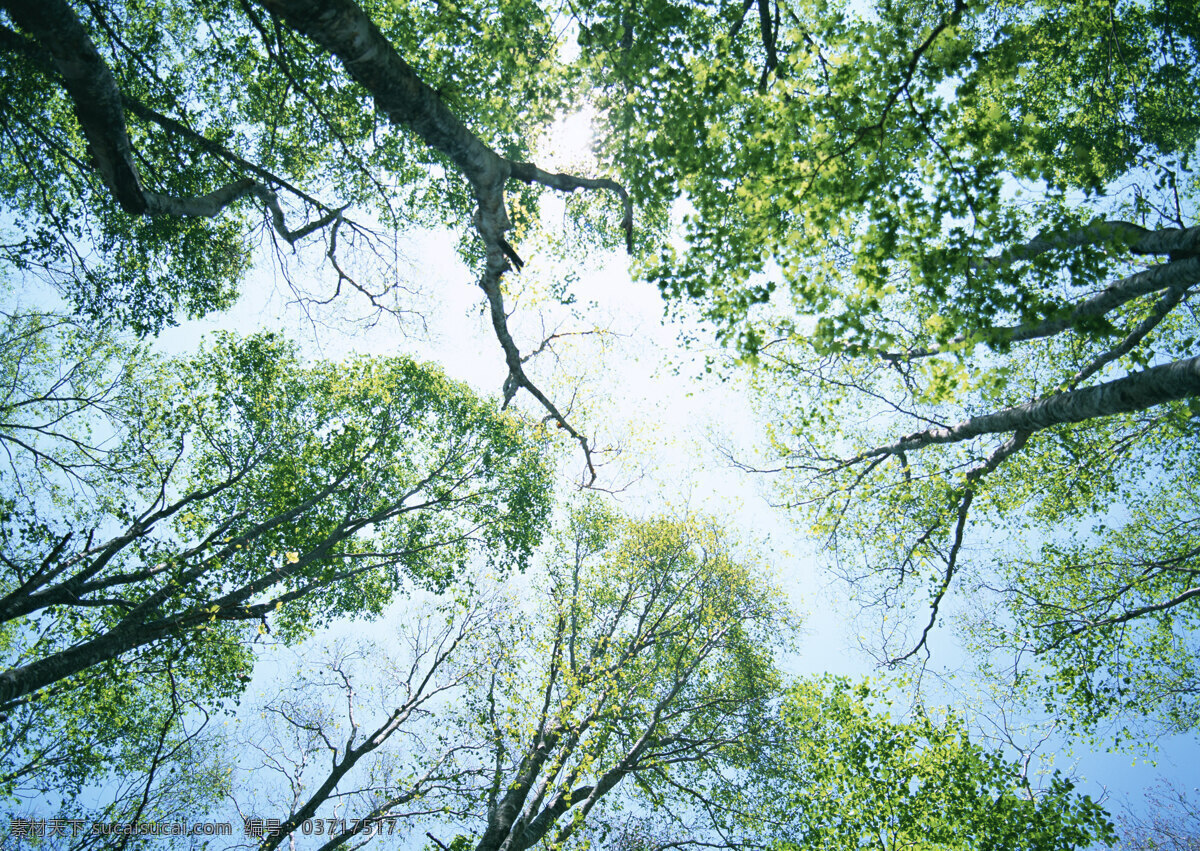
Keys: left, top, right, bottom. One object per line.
{"left": 973, "top": 221, "right": 1200, "bottom": 271}
{"left": 0, "top": 440, "right": 497, "bottom": 709}
{"left": 756, "top": 0, "right": 778, "bottom": 91}
{"left": 2, "top": 0, "right": 146, "bottom": 211}
{"left": 474, "top": 726, "right": 563, "bottom": 851}
{"left": 728, "top": 0, "right": 757, "bottom": 39}
{"left": 883, "top": 255, "right": 1200, "bottom": 362}
{"left": 2, "top": 17, "right": 349, "bottom": 240}
{"left": 119, "top": 96, "right": 330, "bottom": 214}
{"left": 1, "top": 0, "right": 341, "bottom": 244}
{"left": 1050, "top": 586, "right": 1200, "bottom": 645}
{"left": 836, "top": 354, "right": 1200, "bottom": 470}
{"left": 974, "top": 257, "right": 1200, "bottom": 347}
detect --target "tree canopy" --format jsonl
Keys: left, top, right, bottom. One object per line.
{"left": 222, "top": 508, "right": 1113, "bottom": 851}
{"left": 0, "top": 309, "right": 550, "bottom": 811}
{"left": 1, "top": 0, "right": 1198, "bottom": 840}
{"left": 700, "top": 0, "right": 1200, "bottom": 734}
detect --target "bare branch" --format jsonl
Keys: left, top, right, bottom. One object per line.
{"left": 508, "top": 162, "right": 633, "bottom": 253}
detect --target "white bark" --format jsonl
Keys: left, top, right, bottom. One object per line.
{"left": 848, "top": 355, "right": 1200, "bottom": 465}
{"left": 974, "top": 221, "right": 1200, "bottom": 270}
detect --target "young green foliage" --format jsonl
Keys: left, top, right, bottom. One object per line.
{"left": 740, "top": 678, "right": 1117, "bottom": 851}
{"left": 0, "top": 317, "right": 550, "bottom": 809}
{"left": 443, "top": 502, "right": 793, "bottom": 851}
{"left": 590, "top": 0, "right": 1200, "bottom": 739}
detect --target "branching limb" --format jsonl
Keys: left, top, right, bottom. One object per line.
{"left": 796, "top": 0, "right": 967, "bottom": 198}
{"left": 1021, "top": 537, "right": 1200, "bottom": 651}
{"left": 1067, "top": 286, "right": 1188, "bottom": 390}
{"left": 479, "top": 270, "right": 600, "bottom": 484}
{"left": 727, "top": 0, "right": 757, "bottom": 39}
{"left": 882, "top": 256, "right": 1200, "bottom": 362}
{"left": 974, "top": 255, "right": 1200, "bottom": 347}
{"left": 1, "top": 0, "right": 147, "bottom": 212}
{"left": 521, "top": 326, "right": 608, "bottom": 367}
{"left": 756, "top": 0, "right": 778, "bottom": 91}
{"left": 249, "top": 0, "right": 627, "bottom": 485}
{"left": 827, "top": 354, "right": 1200, "bottom": 470}
{"left": 120, "top": 95, "right": 328, "bottom": 213}
{"left": 973, "top": 221, "right": 1200, "bottom": 271}
{"left": 259, "top": 626, "right": 478, "bottom": 851}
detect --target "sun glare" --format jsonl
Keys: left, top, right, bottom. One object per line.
{"left": 540, "top": 107, "right": 599, "bottom": 171}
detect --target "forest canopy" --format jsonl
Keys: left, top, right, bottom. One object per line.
{"left": 1, "top": 0, "right": 1198, "bottom": 844}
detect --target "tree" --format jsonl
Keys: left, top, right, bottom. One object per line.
{"left": 718, "top": 678, "right": 1116, "bottom": 851}
{"left": 447, "top": 505, "right": 791, "bottom": 851}
{"left": 1, "top": 317, "right": 550, "bottom": 809}
{"left": 605, "top": 0, "right": 1200, "bottom": 734}
{"left": 0, "top": 0, "right": 637, "bottom": 481}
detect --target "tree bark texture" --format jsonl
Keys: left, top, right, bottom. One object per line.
{"left": 882, "top": 354, "right": 1200, "bottom": 457}
{"left": 2, "top": 0, "right": 149, "bottom": 213}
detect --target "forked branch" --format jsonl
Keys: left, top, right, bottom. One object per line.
{"left": 256, "top": 0, "right": 631, "bottom": 485}
{"left": 0, "top": 0, "right": 342, "bottom": 244}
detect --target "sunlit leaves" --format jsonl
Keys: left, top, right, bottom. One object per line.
{"left": 738, "top": 678, "right": 1117, "bottom": 851}
{"left": 0, "top": 319, "right": 550, "bottom": 811}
